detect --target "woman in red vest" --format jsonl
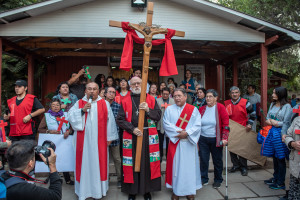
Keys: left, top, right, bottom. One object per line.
{"left": 199, "top": 89, "right": 229, "bottom": 189}
{"left": 115, "top": 78, "right": 131, "bottom": 104}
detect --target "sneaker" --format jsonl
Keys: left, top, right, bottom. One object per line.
{"left": 117, "top": 181, "right": 122, "bottom": 188}
{"left": 269, "top": 183, "right": 285, "bottom": 190}
{"left": 212, "top": 182, "right": 221, "bottom": 189}
{"left": 202, "top": 180, "right": 208, "bottom": 185}
{"left": 264, "top": 178, "right": 275, "bottom": 185}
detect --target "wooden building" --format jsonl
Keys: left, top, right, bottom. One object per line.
{"left": 0, "top": 0, "right": 300, "bottom": 119}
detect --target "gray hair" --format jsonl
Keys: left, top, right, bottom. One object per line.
{"left": 230, "top": 86, "right": 240, "bottom": 93}
{"left": 86, "top": 82, "right": 99, "bottom": 90}
{"left": 206, "top": 89, "right": 218, "bottom": 97}
{"left": 174, "top": 88, "right": 187, "bottom": 96}
{"left": 167, "top": 83, "right": 175, "bottom": 88}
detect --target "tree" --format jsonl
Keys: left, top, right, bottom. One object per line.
{"left": 213, "top": 0, "right": 300, "bottom": 92}
{"left": 0, "top": 0, "right": 42, "bottom": 12}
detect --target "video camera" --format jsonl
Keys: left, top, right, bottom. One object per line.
{"left": 34, "top": 140, "right": 56, "bottom": 162}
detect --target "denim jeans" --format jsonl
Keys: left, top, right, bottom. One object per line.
{"left": 199, "top": 136, "right": 223, "bottom": 183}
{"left": 273, "top": 156, "right": 286, "bottom": 186}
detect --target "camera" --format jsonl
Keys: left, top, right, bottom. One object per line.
{"left": 35, "top": 140, "right": 56, "bottom": 162}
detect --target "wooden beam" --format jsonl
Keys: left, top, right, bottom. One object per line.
{"left": 232, "top": 58, "right": 238, "bottom": 86}
{"left": 0, "top": 38, "right": 2, "bottom": 113}
{"left": 217, "top": 65, "right": 225, "bottom": 101}
{"left": 264, "top": 35, "right": 279, "bottom": 47}
{"left": 109, "top": 20, "right": 185, "bottom": 37}
{"left": 17, "top": 42, "right": 245, "bottom": 52}
{"left": 27, "top": 55, "right": 34, "bottom": 94}
{"left": 1, "top": 38, "right": 52, "bottom": 64}
{"left": 260, "top": 43, "right": 268, "bottom": 126}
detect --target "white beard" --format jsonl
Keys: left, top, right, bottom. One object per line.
{"left": 131, "top": 88, "right": 141, "bottom": 94}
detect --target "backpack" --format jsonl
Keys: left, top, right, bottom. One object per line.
{"left": 0, "top": 170, "right": 26, "bottom": 199}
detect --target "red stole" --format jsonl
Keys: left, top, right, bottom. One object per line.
{"left": 7, "top": 94, "right": 35, "bottom": 136}
{"left": 76, "top": 99, "right": 108, "bottom": 182}
{"left": 120, "top": 22, "right": 178, "bottom": 76}
{"left": 165, "top": 103, "right": 195, "bottom": 186}
{"left": 224, "top": 98, "right": 248, "bottom": 126}
{"left": 122, "top": 94, "right": 161, "bottom": 183}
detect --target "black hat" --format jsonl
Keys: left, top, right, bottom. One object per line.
{"left": 14, "top": 80, "right": 27, "bottom": 87}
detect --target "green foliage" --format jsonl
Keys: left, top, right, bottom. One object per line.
{"left": 0, "top": 0, "right": 43, "bottom": 12}
{"left": 214, "top": 0, "right": 300, "bottom": 92}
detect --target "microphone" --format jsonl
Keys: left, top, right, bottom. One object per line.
{"left": 87, "top": 96, "right": 92, "bottom": 112}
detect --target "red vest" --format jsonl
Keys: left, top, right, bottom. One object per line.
{"left": 224, "top": 98, "right": 248, "bottom": 126}
{"left": 7, "top": 94, "right": 35, "bottom": 136}
{"left": 121, "top": 94, "right": 161, "bottom": 183}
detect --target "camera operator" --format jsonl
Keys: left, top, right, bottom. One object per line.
{"left": 0, "top": 140, "right": 62, "bottom": 200}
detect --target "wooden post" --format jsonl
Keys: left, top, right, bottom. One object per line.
{"left": 232, "top": 58, "right": 238, "bottom": 86}
{"left": 217, "top": 65, "right": 225, "bottom": 102}
{"left": 260, "top": 44, "right": 268, "bottom": 126}
{"left": 109, "top": 2, "right": 185, "bottom": 172}
{"left": 27, "top": 55, "right": 34, "bottom": 94}
{"left": 0, "top": 38, "right": 2, "bottom": 114}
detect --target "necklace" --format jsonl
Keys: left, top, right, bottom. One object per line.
{"left": 131, "top": 97, "right": 139, "bottom": 116}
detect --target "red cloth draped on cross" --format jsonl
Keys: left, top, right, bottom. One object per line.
{"left": 120, "top": 22, "right": 178, "bottom": 76}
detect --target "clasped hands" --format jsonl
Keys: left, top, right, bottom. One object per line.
{"left": 175, "top": 129, "right": 188, "bottom": 139}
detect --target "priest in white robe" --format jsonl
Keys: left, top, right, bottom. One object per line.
{"left": 163, "top": 88, "right": 202, "bottom": 200}
{"left": 68, "top": 82, "right": 118, "bottom": 200}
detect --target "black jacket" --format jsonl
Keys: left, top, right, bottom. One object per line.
{"left": 3, "top": 171, "right": 62, "bottom": 200}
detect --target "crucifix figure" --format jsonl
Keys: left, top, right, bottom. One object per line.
{"left": 56, "top": 117, "right": 68, "bottom": 132}
{"left": 185, "top": 83, "right": 191, "bottom": 90}
{"left": 110, "top": 2, "right": 185, "bottom": 172}
{"left": 0, "top": 120, "right": 8, "bottom": 142}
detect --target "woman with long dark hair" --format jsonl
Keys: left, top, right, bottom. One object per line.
{"left": 52, "top": 82, "right": 78, "bottom": 112}
{"left": 149, "top": 83, "right": 159, "bottom": 99}
{"left": 115, "top": 78, "right": 130, "bottom": 104}
{"left": 258, "top": 86, "right": 292, "bottom": 190}
{"left": 193, "top": 88, "right": 207, "bottom": 109}
{"left": 94, "top": 74, "right": 105, "bottom": 89}
{"left": 105, "top": 76, "right": 115, "bottom": 88}
{"left": 158, "top": 82, "right": 167, "bottom": 98}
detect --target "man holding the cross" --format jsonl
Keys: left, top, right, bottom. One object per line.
{"left": 156, "top": 87, "right": 175, "bottom": 161}
{"left": 163, "top": 88, "right": 202, "bottom": 200}
{"left": 68, "top": 82, "right": 118, "bottom": 200}
{"left": 116, "top": 76, "right": 162, "bottom": 200}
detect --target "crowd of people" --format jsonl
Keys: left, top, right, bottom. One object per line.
{"left": 0, "top": 67, "right": 299, "bottom": 200}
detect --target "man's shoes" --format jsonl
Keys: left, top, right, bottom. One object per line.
{"left": 213, "top": 182, "right": 221, "bottom": 189}
{"left": 186, "top": 195, "right": 195, "bottom": 200}
{"left": 269, "top": 183, "right": 285, "bottom": 190}
{"left": 202, "top": 180, "right": 208, "bottom": 185}
{"left": 171, "top": 193, "right": 179, "bottom": 200}
{"left": 66, "top": 180, "right": 74, "bottom": 185}
{"left": 144, "top": 192, "right": 151, "bottom": 200}
{"left": 264, "top": 178, "right": 275, "bottom": 185}
{"left": 117, "top": 181, "right": 122, "bottom": 188}
{"left": 128, "top": 194, "right": 136, "bottom": 200}
{"left": 241, "top": 168, "right": 248, "bottom": 176}
{"left": 229, "top": 166, "right": 240, "bottom": 173}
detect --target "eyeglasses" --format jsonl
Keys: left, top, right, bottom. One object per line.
{"left": 131, "top": 82, "right": 141, "bottom": 86}
{"left": 87, "top": 88, "right": 98, "bottom": 91}
{"left": 107, "top": 91, "right": 116, "bottom": 94}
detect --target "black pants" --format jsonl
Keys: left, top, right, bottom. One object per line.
{"left": 158, "top": 131, "right": 164, "bottom": 162}
{"left": 273, "top": 156, "right": 286, "bottom": 185}
{"left": 199, "top": 136, "right": 223, "bottom": 183}
{"left": 230, "top": 152, "right": 247, "bottom": 169}
{"left": 9, "top": 134, "right": 35, "bottom": 142}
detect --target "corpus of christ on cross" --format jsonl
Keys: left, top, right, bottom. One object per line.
{"left": 109, "top": 2, "right": 185, "bottom": 172}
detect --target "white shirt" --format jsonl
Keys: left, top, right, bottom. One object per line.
{"left": 201, "top": 105, "right": 216, "bottom": 138}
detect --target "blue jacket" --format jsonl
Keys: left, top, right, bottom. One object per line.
{"left": 257, "top": 126, "right": 289, "bottom": 159}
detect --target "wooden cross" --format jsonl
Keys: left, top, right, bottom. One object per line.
{"left": 294, "top": 130, "right": 300, "bottom": 155}
{"left": 161, "top": 102, "right": 170, "bottom": 109}
{"left": 61, "top": 98, "right": 71, "bottom": 111}
{"left": 0, "top": 120, "right": 7, "bottom": 142}
{"left": 178, "top": 114, "right": 189, "bottom": 128}
{"left": 293, "top": 108, "right": 300, "bottom": 116}
{"left": 185, "top": 83, "right": 191, "bottom": 89}
{"left": 109, "top": 2, "right": 185, "bottom": 172}
{"left": 56, "top": 117, "right": 68, "bottom": 132}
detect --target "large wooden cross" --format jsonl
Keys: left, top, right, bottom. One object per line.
{"left": 109, "top": 2, "right": 185, "bottom": 172}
